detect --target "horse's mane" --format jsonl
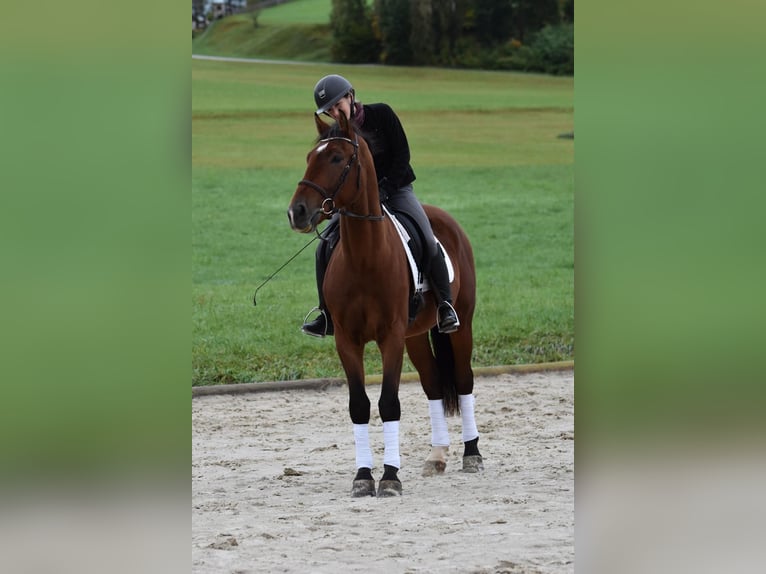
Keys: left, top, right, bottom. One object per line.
{"left": 316, "top": 120, "right": 379, "bottom": 155}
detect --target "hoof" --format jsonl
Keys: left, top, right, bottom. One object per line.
{"left": 422, "top": 446, "right": 448, "bottom": 477}
{"left": 422, "top": 459, "right": 446, "bottom": 477}
{"left": 376, "top": 480, "right": 402, "bottom": 497}
{"left": 351, "top": 479, "right": 376, "bottom": 497}
{"left": 462, "top": 455, "right": 484, "bottom": 473}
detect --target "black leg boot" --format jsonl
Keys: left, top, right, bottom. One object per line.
{"left": 302, "top": 223, "right": 336, "bottom": 337}
{"left": 428, "top": 248, "right": 460, "bottom": 333}
{"left": 301, "top": 307, "right": 333, "bottom": 337}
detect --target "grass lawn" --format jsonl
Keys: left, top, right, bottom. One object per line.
{"left": 257, "top": 0, "right": 333, "bottom": 25}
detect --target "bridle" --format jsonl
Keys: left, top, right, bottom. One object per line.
{"left": 298, "top": 135, "right": 385, "bottom": 222}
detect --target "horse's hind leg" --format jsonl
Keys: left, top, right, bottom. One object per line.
{"left": 406, "top": 333, "right": 450, "bottom": 477}
{"left": 449, "top": 324, "right": 484, "bottom": 473}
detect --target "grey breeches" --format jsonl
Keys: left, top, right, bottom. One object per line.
{"left": 383, "top": 185, "right": 439, "bottom": 262}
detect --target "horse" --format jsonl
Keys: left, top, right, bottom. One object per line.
{"left": 287, "top": 112, "right": 483, "bottom": 497}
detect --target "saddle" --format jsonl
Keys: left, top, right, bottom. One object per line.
{"left": 382, "top": 205, "right": 455, "bottom": 322}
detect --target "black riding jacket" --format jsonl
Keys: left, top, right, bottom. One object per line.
{"left": 355, "top": 103, "right": 416, "bottom": 192}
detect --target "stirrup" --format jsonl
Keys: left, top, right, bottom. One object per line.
{"left": 302, "top": 306, "right": 329, "bottom": 338}
{"left": 437, "top": 301, "right": 460, "bottom": 333}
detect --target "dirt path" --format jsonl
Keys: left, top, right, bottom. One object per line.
{"left": 192, "top": 370, "right": 574, "bottom": 573}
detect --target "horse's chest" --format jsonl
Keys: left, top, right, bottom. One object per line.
{"left": 325, "top": 270, "right": 401, "bottom": 303}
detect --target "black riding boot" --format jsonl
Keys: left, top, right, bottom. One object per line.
{"left": 428, "top": 248, "right": 460, "bottom": 333}
{"left": 302, "top": 306, "right": 334, "bottom": 337}
{"left": 302, "top": 223, "right": 337, "bottom": 338}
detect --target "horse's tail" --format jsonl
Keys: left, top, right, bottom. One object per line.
{"left": 430, "top": 327, "right": 460, "bottom": 416}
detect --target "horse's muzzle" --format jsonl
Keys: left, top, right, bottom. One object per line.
{"left": 287, "top": 202, "right": 318, "bottom": 233}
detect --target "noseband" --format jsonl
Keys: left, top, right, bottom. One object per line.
{"left": 298, "top": 136, "right": 384, "bottom": 221}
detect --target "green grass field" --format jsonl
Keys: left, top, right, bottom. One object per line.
{"left": 257, "top": 0, "right": 333, "bottom": 25}
{"left": 192, "top": 59, "right": 573, "bottom": 385}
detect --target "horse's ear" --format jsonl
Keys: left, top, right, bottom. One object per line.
{"left": 315, "top": 114, "right": 329, "bottom": 137}
{"left": 338, "top": 111, "right": 352, "bottom": 138}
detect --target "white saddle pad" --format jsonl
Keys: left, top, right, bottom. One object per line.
{"left": 382, "top": 204, "right": 454, "bottom": 293}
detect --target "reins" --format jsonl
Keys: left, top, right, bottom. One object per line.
{"left": 252, "top": 226, "right": 328, "bottom": 306}
{"left": 298, "top": 135, "right": 384, "bottom": 222}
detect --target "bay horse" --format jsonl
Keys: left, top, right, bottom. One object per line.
{"left": 287, "top": 112, "right": 483, "bottom": 497}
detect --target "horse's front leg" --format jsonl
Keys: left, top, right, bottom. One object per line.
{"left": 376, "top": 335, "right": 406, "bottom": 497}
{"left": 336, "top": 336, "right": 375, "bottom": 497}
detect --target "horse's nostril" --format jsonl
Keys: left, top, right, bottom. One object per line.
{"left": 288, "top": 202, "right": 308, "bottom": 229}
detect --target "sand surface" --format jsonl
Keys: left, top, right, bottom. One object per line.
{"left": 192, "top": 370, "right": 574, "bottom": 573}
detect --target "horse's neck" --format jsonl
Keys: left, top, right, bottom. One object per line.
{"left": 338, "top": 215, "right": 393, "bottom": 270}
{"left": 335, "top": 150, "right": 390, "bottom": 266}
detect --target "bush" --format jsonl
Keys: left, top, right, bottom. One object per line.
{"left": 493, "top": 43, "right": 537, "bottom": 72}
{"left": 451, "top": 36, "right": 492, "bottom": 69}
{"left": 490, "top": 23, "right": 573, "bottom": 75}
{"left": 527, "top": 23, "right": 574, "bottom": 75}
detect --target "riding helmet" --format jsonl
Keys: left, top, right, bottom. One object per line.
{"left": 313, "top": 74, "right": 354, "bottom": 116}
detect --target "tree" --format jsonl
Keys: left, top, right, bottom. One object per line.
{"left": 330, "top": 0, "right": 380, "bottom": 63}
{"left": 374, "top": 0, "right": 412, "bottom": 65}
{"left": 474, "top": 0, "right": 513, "bottom": 46}
{"left": 511, "top": 0, "right": 560, "bottom": 42}
{"left": 562, "top": 0, "right": 574, "bottom": 22}
{"left": 432, "top": 0, "right": 469, "bottom": 63}
{"left": 409, "top": 0, "right": 436, "bottom": 65}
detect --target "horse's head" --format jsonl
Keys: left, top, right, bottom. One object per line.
{"left": 287, "top": 113, "right": 372, "bottom": 233}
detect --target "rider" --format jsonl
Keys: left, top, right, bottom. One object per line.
{"left": 302, "top": 74, "right": 460, "bottom": 337}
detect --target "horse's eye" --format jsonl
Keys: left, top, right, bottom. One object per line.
{"left": 331, "top": 155, "right": 343, "bottom": 164}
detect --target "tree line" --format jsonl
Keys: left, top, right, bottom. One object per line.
{"left": 331, "top": 0, "right": 573, "bottom": 75}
